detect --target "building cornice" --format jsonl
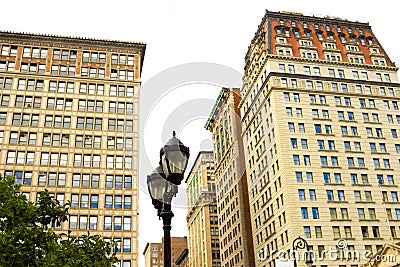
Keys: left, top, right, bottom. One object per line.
{"left": 205, "top": 88, "right": 231, "bottom": 130}
{"left": 0, "top": 30, "right": 147, "bottom": 72}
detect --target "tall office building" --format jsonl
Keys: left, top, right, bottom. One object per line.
{"left": 206, "top": 88, "right": 255, "bottom": 267}
{"left": 240, "top": 10, "right": 400, "bottom": 266}
{"left": 186, "top": 151, "right": 221, "bottom": 267}
{"left": 143, "top": 236, "right": 188, "bottom": 267}
{"left": 0, "top": 31, "right": 146, "bottom": 267}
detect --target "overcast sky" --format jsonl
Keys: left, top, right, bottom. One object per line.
{"left": 1, "top": 1, "right": 399, "bottom": 266}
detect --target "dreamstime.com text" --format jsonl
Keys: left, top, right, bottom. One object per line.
{"left": 257, "top": 239, "right": 397, "bottom": 264}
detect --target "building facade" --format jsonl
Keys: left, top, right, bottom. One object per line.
{"left": 143, "top": 237, "right": 188, "bottom": 267}
{"left": 240, "top": 10, "right": 400, "bottom": 267}
{"left": 206, "top": 88, "right": 255, "bottom": 267}
{"left": 0, "top": 31, "right": 146, "bottom": 267}
{"left": 186, "top": 151, "right": 221, "bottom": 267}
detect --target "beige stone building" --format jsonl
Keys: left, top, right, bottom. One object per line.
{"left": 186, "top": 151, "right": 221, "bottom": 267}
{"left": 361, "top": 243, "right": 400, "bottom": 267}
{"left": 206, "top": 88, "right": 255, "bottom": 267}
{"left": 143, "top": 237, "right": 188, "bottom": 267}
{"left": 240, "top": 10, "right": 400, "bottom": 267}
{"left": 0, "top": 31, "right": 146, "bottom": 266}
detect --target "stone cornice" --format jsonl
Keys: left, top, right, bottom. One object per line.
{"left": 0, "top": 30, "right": 147, "bottom": 72}
{"left": 0, "top": 30, "right": 146, "bottom": 50}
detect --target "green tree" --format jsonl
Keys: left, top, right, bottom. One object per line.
{"left": 0, "top": 175, "right": 118, "bottom": 266}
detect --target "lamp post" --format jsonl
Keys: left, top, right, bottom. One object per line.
{"left": 147, "top": 131, "right": 190, "bottom": 267}
{"left": 292, "top": 236, "right": 313, "bottom": 267}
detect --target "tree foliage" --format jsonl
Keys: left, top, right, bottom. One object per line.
{"left": 0, "top": 175, "right": 118, "bottom": 266}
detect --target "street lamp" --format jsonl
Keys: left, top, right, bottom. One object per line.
{"left": 293, "top": 236, "right": 313, "bottom": 267}
{"left": 160, "top": 131, "right": 190, "bottom": 185}
{"left": 147, "top": 131, "right": 190, "bottom": 267}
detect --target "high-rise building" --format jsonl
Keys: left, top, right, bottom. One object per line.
{"left": 240, "top": 10, "right": 400, "bottom": 266}
{"left": 205, "top": 88, "right": 255, "bottom": 267}
{"left": 186, "top": 151, "right": 221, "bottom": 267}
{"left": 0, "top": 31, "right": 146, "bottom": 267}
{"left": 143, "top": 236, "right": 188, "bottom": 267}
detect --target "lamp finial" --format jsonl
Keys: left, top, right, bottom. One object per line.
{"left": 172, "top": 131, "right": 176, "bottom": 137}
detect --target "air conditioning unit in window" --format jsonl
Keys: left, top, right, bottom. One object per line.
{"left": 39, "top": 172, "right": 45, "bottom": 175}
{"left": 25, "top": 104, "right": 32, "bottom": 108}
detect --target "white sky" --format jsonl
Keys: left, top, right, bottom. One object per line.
{"left": 1, "top": 1, "right": 399, "bottom": 266}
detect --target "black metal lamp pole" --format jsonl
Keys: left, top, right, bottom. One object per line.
{"left": 293, "top": 236, "right": 313, "bottom": 267}
{"left": 160, "top": 202, "right": 173, "bottom": 267}
{"left": 147, "top": 131, "right": 190, "bottom": 267}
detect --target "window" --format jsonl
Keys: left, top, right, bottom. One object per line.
{"left": 296, "top": 172, "right": 303, "bottom": 183}
{"left": 304, "top": 226, "right": 311, "bottom": 238}
{"left": 298, "top": 123, "right": 305, "bottom": 133}
{"left": 333, "top": 226, "right": 341, "bottom": 239}
{"left": 329, "top": 208, "right": 337, "bottom": 219}
{"left": 323, "top": 173, "right": 331, "bottom": 183}
{"left": 298, "top": 189, "right": 305, "bottom": 200}
{"left": 317, "top": 140, "right": 325, "bottom": 150}
{"left": 291, "top": 139, "right": 297, "bottom": 148}
{"left": 309, "top": 189, "right": 316, "bottom": 200}
{"left": 301, "top": 139, "right": 307, "bottom": 149}
{"left": 301, "top": 207, "right": 308, "bottom": 219}
{"left": 284, "top": 93, "right": 290, "bottom": 102}
{"left": 304, "top": 66, "right": 311, "bottom": 75}
{"left": 337, "top": 190, "right": 345, "bottom": 201}
{"left": 104, "top": 216, "right": 112, "bottom": 230}
{"left": 303, "top": 155, "right": 310, "bottom": 166}
{"left": 296, "top": 108, "right": 302, "bottom": 118}
{"left": 320, "top": 156, "right": 328, "bottom": 166}
{"left": 281, "top": 78, "right": 287, "bottom": 87}
{"left": 312, "top": 208, "right": 319, "bottom": 219}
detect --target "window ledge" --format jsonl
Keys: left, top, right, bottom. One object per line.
{"left": 363, "top": 121, "right": 382, "bottom": 124}
{"left": 321, "top": 166, "right": 341, "bottom": 169}
{"left": 379, "top": 184, "right": 398, "bottom": 187}
{"left": 324, "top": 183, "right": 345, "bottom": 186}
{"left": 375, "top": 168, "right": 394, "bottom": 171}
{"left": 316, "top": 133, "right": 335, "bottom": 136}
{"left": 368, "top": 136, "right": 386, "bottom": 140}
{"left": 331, "top": 219, "right": 352, "bottom": 222}
{"left": 342, "top": 135, "right": 361, "bottom": 138}
{"left": 310, "top": 103, "right": 329, "bottom": 106}
{"left": 339, "top": 119, "right": 357, "bottom": 123}
{"left": 383, "top": 201, "right": 399, "bottom": 204}
{"left": 351, "top": 184, "right": 372, "bottom": 187}
{"left": 355, "top": 201, "right": 376, "bottom": 204}
{"left": 359, "top": 219, "right": 379, "bottom": 222}
{"left": 336, "top": 105, "right": 354, "bottom": 108}
{"left": 360, "top": 107, "right": 378, "bottom": 110}
{"left": 328, "top": 200, "right": 348, "bottom": 203}
{"left": 313, "top": 118, "right": 332, "bottom": 121}
{"left": 348, "top": 167, "right": 368, "bottom": 170}
{"left": 345, "top": 150, "right": 364, "bottom": 154}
